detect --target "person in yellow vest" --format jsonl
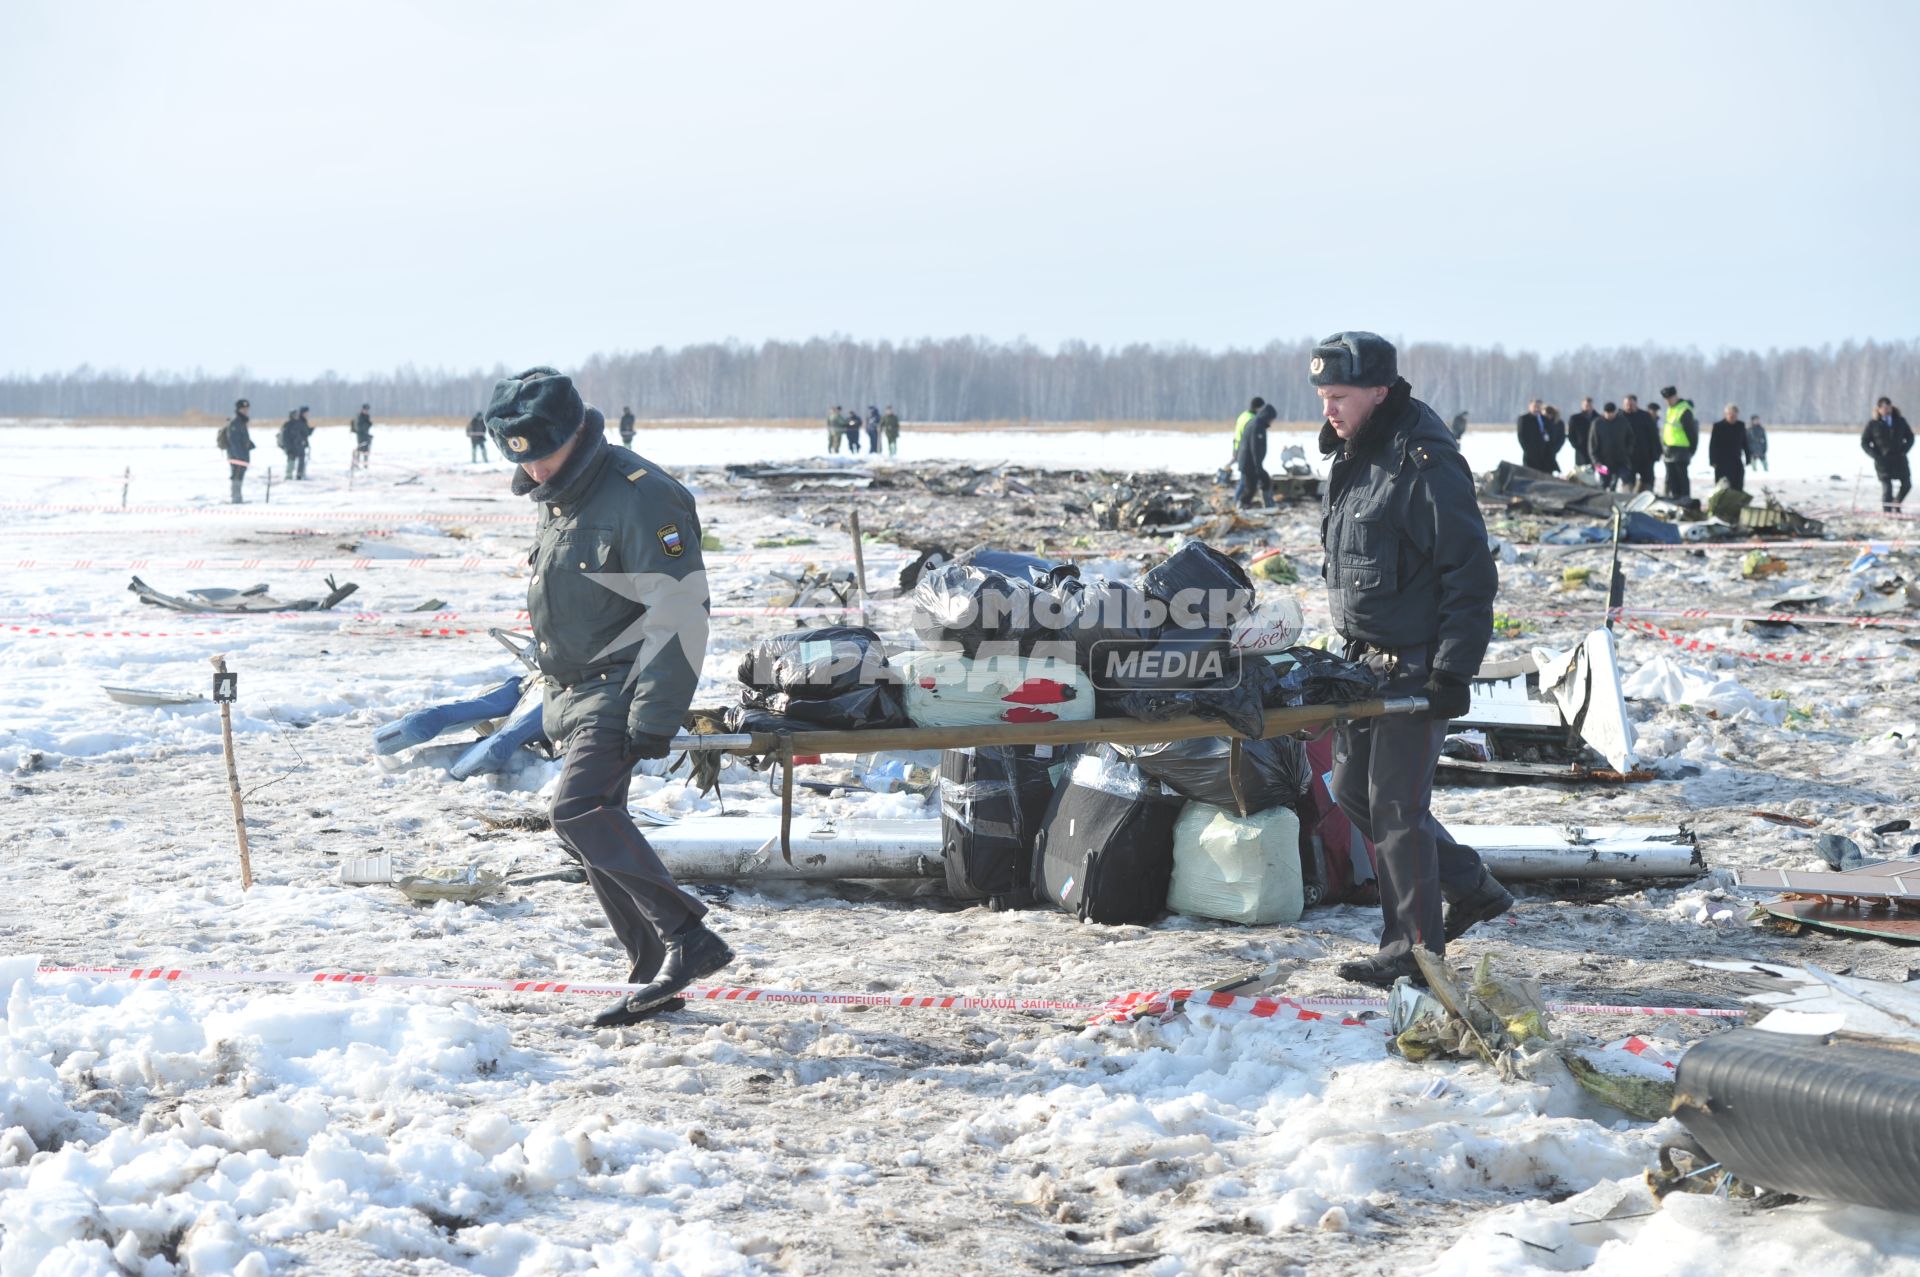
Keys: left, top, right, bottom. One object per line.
{"left": 1228, "top": 396, "right": 1266, "bottom": 478}
{"left": 1658, "top": 386, "right": 1699, "bottom": 501}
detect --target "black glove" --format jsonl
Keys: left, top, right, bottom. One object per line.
{"left": 625, "top": 731, "right": 675, "bottom": 761}
{"left": 1422, "top": 670, "right": 1472, "bottom": 721}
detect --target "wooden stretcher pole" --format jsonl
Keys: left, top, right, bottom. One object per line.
{"left": 733, "top": 696, "right": 1427, "bottom": 756}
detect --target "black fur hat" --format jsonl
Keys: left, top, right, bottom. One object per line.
{"left": 1308, "top": 331, "right": 1397, "bottom": 388}
{"left": 485, "top": 367, "right": 585, "bottom": 462}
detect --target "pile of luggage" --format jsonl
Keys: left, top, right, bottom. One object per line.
{"left": 726, "top": 538, "right": 1386, "bottom": 928}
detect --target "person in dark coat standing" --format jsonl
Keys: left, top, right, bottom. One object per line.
{"left": 466, "top": 411, "right": 489, "bottom": 462}
{"left": 1623, "top": 394, "right": 1660, "bottom": 493}
{"left": 1516, "top": 399, "right": 1557, "bottom": 471}
{"left": 1747, "top": 416, "right": 1769, "bottom": 471}
{"left": 1708, "top": 404, "right": 1751, "bottom": 492}
{"left": 1448, "top": 411, "right": 1469, "bottom": 441}
{"left": 1568, "top": 396, "right": 1598, "bottom": 468}
{"left": 1863, "top": 397, "right": 1915, "bottom": 513}
{"left": 352, "top": 403, "right": 374, "bottom": 469}
{"left": 292, "top": 406, "right": 312, "bottom": 478}
{"left": 279, "top": 410, "right": 303, "bottom": 479}
{"left": 1312, "top": 331, "right": 1509, "bottom": 988}
{"left": 880, "top": 405, "right": 901, "bottom": 456}
{"left": 1590, "top": 402, "right": 1633, "bottom": 490}
{"left": 485, "top": 367, "right": 733, "bottom": 1026}
{"left": 619, "top": 406, "right": 636, "bottom": 446}
{"left": 1235, "top": 402, "right": 1277, "bottom": 508}
{"left": 224, "top": 398, "right": 254, "bottom": 503}
{"left": 842, "top": 408, "right": 863, "bottom": 453}
{"left": 865, "top": 406, "right": 882, "bottom": 455}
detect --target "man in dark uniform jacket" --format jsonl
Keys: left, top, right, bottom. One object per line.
{"left": 279, "top": 410, "right": 304, "bottom": 479}
{"left": 1590, "top": 402, "right": 1633, "bottom": 490}
{"left": 1863, "top": 398, "right": 1915, "bottom": 513}
{"left": 1623, "top": 395, "right": 1660, "bottom": 493}
{"left": 352, "top": 403, "right": 374, "bottom": 467}
{"left": 486, "top": 367, "right": 734, "bottom": 1026}
{"left": 1313, "top": 331, "right": 1510, "bottom": 987}
{"left": 1708, "top": 404, "right": 1751, "bottom": 493}
{"left": 1568, "top": 397, "right": 1598, "bottom": 468}
{"left": 225, "top": 398, "right": 254, "bottom": 503}
{"left": 1235, "top": 401, "right": 1277, "bottom": 508}
{"left": 619, "top": 406, "right": 637, "bottom": 446}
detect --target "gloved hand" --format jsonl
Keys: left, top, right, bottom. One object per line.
{"left": 1422, "top": 670, "right": 1472, "bottom": 721}
{"left": 625, "top": 730, "right": 675, "bottom": 761}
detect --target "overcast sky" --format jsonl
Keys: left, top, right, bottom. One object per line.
{"left": 2, "top": 0, "right": 1914, "bottom": 379}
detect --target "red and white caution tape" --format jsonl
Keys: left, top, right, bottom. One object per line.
{"left": 1497, "top": 605, "right": 1920, "bottom": 632}
{"left": 28, "top": 965, "right": 1742, "bottom": 1030}
{"left": 3, "top": 623, "right": 239, "bottom": 640}
{"left": 0, "top": 551, "right": 908, "bottom": 571}
{"left": 0, "top": 501, "right": 536, "bottom": 522}
{"left": 1282, "top": 993, "right": 1744, "bottom": 1020}
{"left": 1619, "top": 616, "right": 1896, "bottom": 664}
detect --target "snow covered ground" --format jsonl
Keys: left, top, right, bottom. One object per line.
{"left": 4, "top": 420, "right": 1920, "bottom": 1275}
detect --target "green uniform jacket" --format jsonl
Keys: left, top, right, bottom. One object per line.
{"left": 880, "top": 412, "right": 899, "bottom": 438}
{"left": 519, "top": 425, "right": 709, "bottom": 749}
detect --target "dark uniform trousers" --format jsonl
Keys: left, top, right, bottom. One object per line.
{"left": 1664, "top": 458, "right": 1691, "bottom": 501}
{"left": 551, "top": 725, "right": 707, "bottom": 982}
{"left": 1332, "top": 643, "right": 1485, "bottom": 958}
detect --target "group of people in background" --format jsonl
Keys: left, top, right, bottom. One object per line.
{"left": 219, "top": 399, "right": 373, "bottom": 502}
{"left": 1515, "top": 389, "right": 1769, "bottom": 501}
{"left": 1513, "top": 392, "right": 1913, "bottom": 513}
{"left": 826, "top": 405, "right": 902, "bottom": 456}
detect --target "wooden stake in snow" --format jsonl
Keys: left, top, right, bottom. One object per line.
{"left": 120, "top": 466, "right": 131, "bottom": 509}
{"left": 848, "top": 508, "right": 870, "bottom": 627}
{"left": 211, "top": 654, "right": 253, "bottom": 890}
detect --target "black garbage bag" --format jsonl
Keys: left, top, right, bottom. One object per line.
{"left": 1141, "top": 541, "right": 1255, "bottom": 630}
{"left": 1269, "top": 646, "right": 1383, "bottom": 707}
{"left": 1116, "top": 733, "right": 1308, "bottom": 813}
{"left": 730, "top": 682, "right": 911, "bottom": 732}
{"left": 955, "top": 545, "right": 1078, "bottom": 589}
{"left": 1111, "top": 658, "right": 1275, "bottom": 739}
{"left": 1048, "top": 576, "right": 1167, "bottom": 672}
{"left": 737, "top": 626, "right": 896, "bottom": 698}
{"left": 912, "top": 563, "right": 1062, "bottom": 656}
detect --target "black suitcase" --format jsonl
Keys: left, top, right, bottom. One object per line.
{"left": 939, "top": 744, "right": 1062, "bottom": 907}
{"left": 1032, "top": 746, "right": 1186, "bottom": 924}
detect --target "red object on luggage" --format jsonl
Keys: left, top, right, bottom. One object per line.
{"left": 1000, "top": 678, "right": 1072, "bottom": 705}
{"left": 1296, "top": 727, "right": 1377, "bottom": 908}
{"left": 1000, "top": 705, "right": 1062, "bottom": 723}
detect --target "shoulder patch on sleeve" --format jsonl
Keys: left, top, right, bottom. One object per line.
{"left": 657, "top": 524, "right": 685, "bottom": 557}
{"left": 626, "top": 467, "right": 649, "bottom": 482}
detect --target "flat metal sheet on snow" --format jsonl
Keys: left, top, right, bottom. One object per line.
{"left": 1760, "top": 898, "right": 1920, "bottom": 944}
{"left": 101, "top": 684, "right": 207, "bottom": 706}
{"left": 1734, "top": 867, "right": 1920, "bottom": 899}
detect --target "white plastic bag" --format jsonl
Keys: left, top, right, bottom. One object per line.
{"left": 1167, "top": 802, "right": 1303, "bottom": 925}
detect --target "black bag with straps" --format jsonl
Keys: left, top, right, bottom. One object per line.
{"left": 1032, "top": 745, "right": 1186, "bottom": 924}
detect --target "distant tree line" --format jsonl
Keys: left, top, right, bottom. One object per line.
{"left": 3, "top": 336, "right": 1915, "bottom": 424}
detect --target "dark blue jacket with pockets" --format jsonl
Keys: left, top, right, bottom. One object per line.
{"left": 1320, "top": 379, "right": 1499, "bottom": 678}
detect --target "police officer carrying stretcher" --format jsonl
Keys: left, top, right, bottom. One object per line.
{"left": 1312, "top": 331, "right": 1512, "bottom": 987}
{"left": 485, "top": 367, "right": 734, "bottom": 1026}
